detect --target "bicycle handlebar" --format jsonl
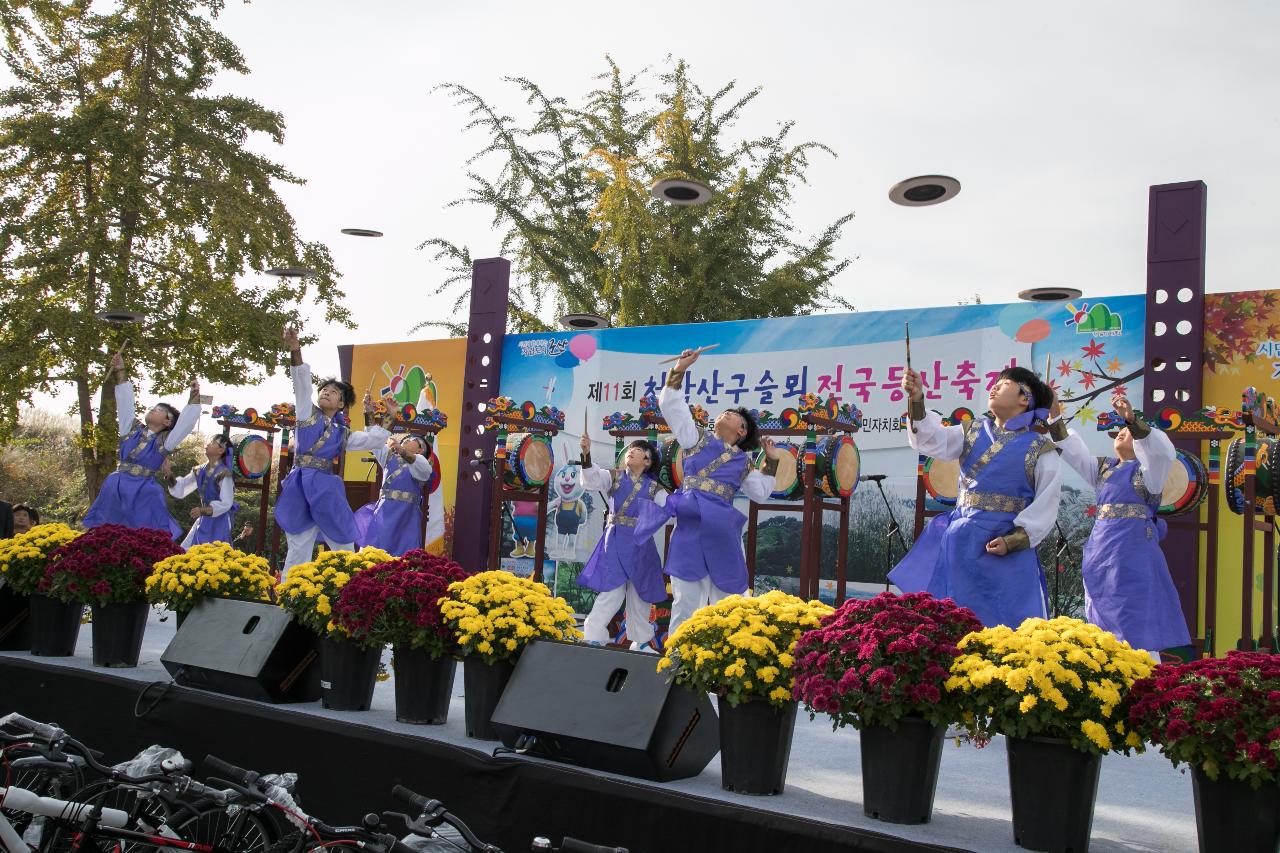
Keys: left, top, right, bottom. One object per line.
{"left": 560, "top": 840, "right": 628, "bottom": 853}
{"left": 203, "top": 754, "right": 260, "bottom": 788}
{"left": 0, "top": 786, "right": 130, "bottom": 829}
{"left": 389, "top": 786, "right": 499, "bottom": 852}
{"left": 0, "top": 713, "right": 65, "bottom": 744}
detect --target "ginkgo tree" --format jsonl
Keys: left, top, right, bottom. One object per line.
{"left": 422, "top": 58, "right": 856, "bottom": 333}
{"left": 0, "top": 0, "right": 348, "bottom": 496}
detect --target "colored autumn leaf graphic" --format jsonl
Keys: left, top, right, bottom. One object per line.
{"left": 1081, "top": 338, "right": 1106, "bottom": 360}
{"left": 1204, "top": 291, "right": 1279, "bottom": 373}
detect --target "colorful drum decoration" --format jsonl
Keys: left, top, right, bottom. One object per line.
{"left": 425, "top": 449, "right": 442, "bottom": 495}
{"left": 1256, "top": 437, "right": 1276, "bottom": 515}
{"left": 760, "top": 443, "right": 802, "bottom": 500}
{"left": 922, "top": 457, "right": 962, "bottom": 506}
{"left": 1157, "top": 449, "right": 1208, "bottom": 517}
{"left": 814, "top": 435, "right": 860, "bottom": 498}
{"left": 507, "top": 433, "right": 554, "bottom": 488}
{"left": 234, "top": 435, "right": 272, "bottom": 479}
{"left": 1225, "top": 436, "right": 1246, "bottom": 515}
{"left": 659, "top": 437, "right": 685, "bottom": 492}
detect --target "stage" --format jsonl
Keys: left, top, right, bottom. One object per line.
{"left": 1, "top": 611, "right": 1196, "bottom": 853}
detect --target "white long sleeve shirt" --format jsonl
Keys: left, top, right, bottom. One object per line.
{"left": 658, "top": 385, "right": 776, "bottom": 504}
{"left": 169, "top": 465, "right": 236, "bottom": 516}
{"left": 115, "top": 382, "right": 200, "bottom": 451}
{"left": 1055, "top": 425, "right": 1175, "bottom": 494}
{"left": 373, "top": 445, "right": 434, "bottom": 483}
{"left": 909, "top": 410, "right": 1063, "bottom": 548}
{"left": 291, "top": 362, "right": 389, "bottom": 452}
{"left": 580, "top": 465, "right": 669, "bottom": 508}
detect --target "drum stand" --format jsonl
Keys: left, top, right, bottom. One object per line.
{"left": 1051, "top": 520, "right": 1072, "bottom": 618}
{"left": 869, "top": 476, "right": 910, "bottom": 591}
{"left": 485, "top": 420, "right": 556, "bottom": 583}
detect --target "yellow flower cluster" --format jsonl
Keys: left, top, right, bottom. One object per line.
{"left": 947, "top": 616, "right": 1154, "bottom": 754}
{"left": 657, "top": 591, "right": 833, "bottom": 708}
{"left": 146, "top": 542, "right": 275, "bottom": 612}
{"left": 439, "top": 570, "right": 581, "bottom": 664}
{"left": 0, "top": 523, "right": 81, "bottom": 594}
{"left": 276, "top": 547, "right": 392, "bottom": 637}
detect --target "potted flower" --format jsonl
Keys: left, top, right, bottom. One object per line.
{"left": 0, "top": 523, "right": 81, "bottom": 652}
{"left": 147, "top": 543, "right": 276, "bottom": 624}
{"left": 275, "top": 547, "right": 392, "bottom": 711}
{"left": 1128, "top": 651, "right": 1280, "bottom": 853}
{"left": 791, "top": 592, "right": 982, "bottom": 824}
{"left": 439, "top": 570, "right": 581, "bottom": 740}
{"left": 657, "top": 590, "right": 833, "bottom": 795}
{"left": 40, "top": 524, "right": 182, "bottom": 666}
{"left": 948, "top": 616, "right": 1154, "bottom": 853}
{"left": 331, "top": 550, "right": 470, "bottom": 725}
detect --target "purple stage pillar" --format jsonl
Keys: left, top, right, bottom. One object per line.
{"left": 451, "top": 258, "right": 511, "bottom": 572}
{"left": 1144, "top": 181, "right": 1207, "bottom": 635}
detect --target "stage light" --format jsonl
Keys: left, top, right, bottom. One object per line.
{"left": 650, "top": 177, "right": 713, "bottom": 207}
{"left": 889, "top": 175, "right": 961, "bottom": 207}
{"left": 265, "top": 267, "right": 316, "bottom": 278}
{"left": 340, "top": 228, "right": 383, "bottom": 237}
{"left": 1018, "top": 287, "right": 1083, "bottom": 302}
{"left": 559, "top": 313, "right": 611, "bottom": 330}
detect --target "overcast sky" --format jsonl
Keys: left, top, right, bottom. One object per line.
{"left": 29, "top": 0, "right": 1280, "bottom": 427}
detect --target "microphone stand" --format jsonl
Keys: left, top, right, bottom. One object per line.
{"left": 869, "top": 476, "right": 910, "bottom": 591}
{"left": 1051, "top": 520, "right": 1071, "bottom": 618}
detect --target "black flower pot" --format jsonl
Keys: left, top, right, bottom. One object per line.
{"left": 1191, "top": 766, "right": 1280, "bottom": 853}
{"left": 175, "top": 608, "right": 189, "bottom": 629}
{"left": 319, "top": 637, "right": 382, "bottom": 711}
{"left": 717, "top": 697, "right": 797, "bottom": 796}
{"left": 90, "top": 601, "right": 149, "bottom": 667}
{"left": 29, "top": 594, "right": 83, "bottom": 657}
{"left": 463, "top": 657, "right": 514, "bottom": 740}
{"left": 0, "top": 585, "right": 32, "bottom": 651}
{"left": 393, "top": 646, "right": 456, "bottom": 725}
{"left": 1006, "top": 735, "right": 1101, "bottom": 853}
{"left": 860, "top": 716, "right": 946, "bottom": 824}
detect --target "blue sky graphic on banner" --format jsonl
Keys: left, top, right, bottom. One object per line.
{"left": 498, "top": 293, "right": 1147, "bottom": 569}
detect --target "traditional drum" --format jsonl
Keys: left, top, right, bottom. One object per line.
{"left": 1225, "top": 436, "right": 1246, "bottom": 515}
{"left": 1255, "top": 437, "right": 1276, "bottom": 515}
{"left": 759, "top": 442, "right": 802, "bottom": 500}
{"left": 1157, "top": 448, "right": 1208, "bottom": 517}
{"left": 234, "top": 434, "right": 272, "bottom": 479}
{"left": 814, "top": 435, "right": 860, "bottom": 498}
{"left": 922, "top": 457, "right": 961, "bottom": 506}
{"left": 507, "top": 433, "right": 553, "bottom": 488}
{"left": 659, "top": 437, "right": 684, "bottom": 492}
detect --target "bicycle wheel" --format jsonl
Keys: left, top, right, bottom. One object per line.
{"left": 42, "top": 780, "right": 173, "bottom": 853}
{"left": 173, "top": 806, "right": 274, "bottom": 853}
{"left": 1, "top": 747, "right": 84, "bottom": 839}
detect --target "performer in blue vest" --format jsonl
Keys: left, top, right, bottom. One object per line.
{"left": 889, "top": 365, "right": 1062, "bottom": 628}
{"left": 578, "top": 432, "right": 667, "bottom": 651}
{"left": 353, "top": 434, "right": 434, "bottom": 556}
{"left": 83, "top": 351, "right": 201, "bottom": 538}
{"left": 274, "top": 327, "right": 393, "bottom": 575}
{"left": 636, "top": 347, "right": 784, "bottom": 637}
{"left": 169, "top": 434, "right": 239, "bottom": 548}
{"left": 1050, "top": 392, "right": 1191, "bottom": 657}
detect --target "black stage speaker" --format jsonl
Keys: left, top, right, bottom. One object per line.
{"left": 490, "top": 640, "right": 718, "bottom": 781}
{"left": 160, "top": 598, "right": 321, "bottom": 703}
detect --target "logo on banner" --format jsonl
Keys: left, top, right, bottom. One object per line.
{"left": 1064, "top": 302, "right": 1123, "bottom": 337}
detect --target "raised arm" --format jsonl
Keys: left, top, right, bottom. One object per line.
{"left": 163, "top": 378, "right": 202, "bottom": 451}
{"left": 1132, "top": 423, "right": 1175, "bottom": 494}
{"left": 284, "top": 326, "right": 312, "bottom": 422}
{"left": 903, "top": 368, "right": 966, "bottom": 459}
{"left": 111, "top": 352, "right": 135, "bottom": 437}
{"left": 1052, "top": 426, "right": 1102, "bottom": 489}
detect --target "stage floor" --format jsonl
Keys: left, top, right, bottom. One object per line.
{"left": 1, "top": 610, "right": 1196, "bottom": 853}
